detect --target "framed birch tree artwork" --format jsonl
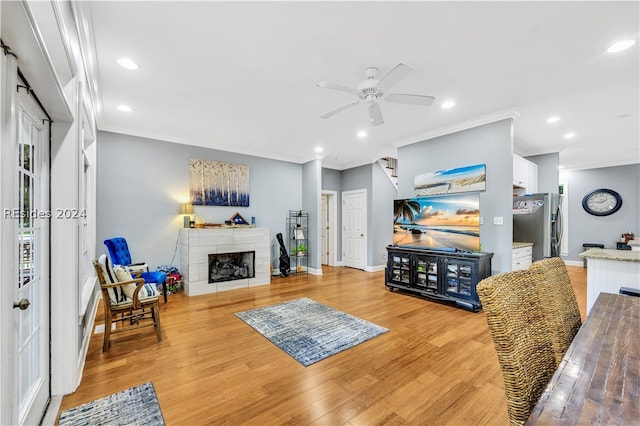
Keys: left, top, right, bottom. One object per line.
{"left": 189, "top": 159, "right": 250, "bottom": 206}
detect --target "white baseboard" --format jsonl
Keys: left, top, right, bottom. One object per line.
{"left": 308, "top": 267, "right": 323, "bottom": 276}
{"left": 41, "top": 396, "right": 63, "bottom": 426}
{"left": 365, "top": 264, "right": 386, "bottom": 273}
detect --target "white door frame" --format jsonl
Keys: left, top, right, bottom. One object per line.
{"left": 321, "top": 190, "right": 338, "bottom": 266}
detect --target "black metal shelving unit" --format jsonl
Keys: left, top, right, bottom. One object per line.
{"left": 287, "top": 210, "right": 308, "bottom": 275}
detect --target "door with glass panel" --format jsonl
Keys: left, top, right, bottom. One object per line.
{"left": 14, "top": 90, "right": 50, "bottom": 425}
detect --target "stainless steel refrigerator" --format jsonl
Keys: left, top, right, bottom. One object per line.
{"left": 513, "top": 193, "right": 563, "bottom": 262}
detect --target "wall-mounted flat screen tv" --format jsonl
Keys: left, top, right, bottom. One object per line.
{"left": 393, "top": 194, "right": 480, "bottom": 252}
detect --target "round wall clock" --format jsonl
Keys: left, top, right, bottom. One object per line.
{"left": 582, "top": 188, "right": 623, "bottom": 216}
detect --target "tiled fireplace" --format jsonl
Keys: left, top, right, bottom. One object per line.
{"left": 179, "top": 228, "right": 270, "bottom": 296}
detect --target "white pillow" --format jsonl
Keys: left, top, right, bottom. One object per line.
{"left": 113, "top": 265, "right": 138, "bottom": 300}
{"left": 113, "top": 265, "right": 159, "bottom": 299}
{"left": 98, "top": 254, "right": 129, "bottom": 305}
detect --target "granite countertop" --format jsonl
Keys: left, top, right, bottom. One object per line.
{"left": 513, "top": 242, "right": 534, "bottom": 249}
{"left": 578, "top": 248, "right": 640, "bottom": 262}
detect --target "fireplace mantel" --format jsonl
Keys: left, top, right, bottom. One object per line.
{"left": 179, "top": 228, "right": 270, "bottom": 296}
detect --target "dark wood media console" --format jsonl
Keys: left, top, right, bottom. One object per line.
{"left": 385, "top": 246, "right": 493, "bottom": 312}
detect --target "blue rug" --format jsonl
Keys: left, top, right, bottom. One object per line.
{"left": 235, "top": 297, "right": 389, "bottom": 366}
{"left": 58, "top": 382, "right": 164, "bottom": 426}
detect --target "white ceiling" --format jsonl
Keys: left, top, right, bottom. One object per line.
{"left": 85, "top": 1, "right": 639, "bottom": 171}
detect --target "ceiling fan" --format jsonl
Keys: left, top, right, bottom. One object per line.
{"left": 317, "top": 63, "right": 435, "bottom": 126}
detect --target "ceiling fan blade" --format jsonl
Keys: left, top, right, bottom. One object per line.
{"left": 320, "top": 99, "right": 360, "bottom": 119}
{"left": 383, "top": 93, "right": 435, "bottom": 106}
{"left": 377, "top": 63, "right": 414, "bottom": 90}
{"left": 368, "top": 102, "right": 384, "bottom": 126}
{"left": 317, "top": 81, "right": 361, "bottom": 95}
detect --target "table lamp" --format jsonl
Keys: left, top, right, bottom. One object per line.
{"left": 180, "top": 203, "right": 194, "bottom": 228}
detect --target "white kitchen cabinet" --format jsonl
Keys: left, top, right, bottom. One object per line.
{"left": 513, "top": 154, "right": 538, "bottom": 193}
{"left": 512, "top": 243, "right": 533, "bottom": 271}
{"left": 513, "top": 154, "right": 527, "bottom": 188}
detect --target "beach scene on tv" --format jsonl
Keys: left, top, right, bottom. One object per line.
{"left": 393, "top": 194, "right": 480, "bottom": 252}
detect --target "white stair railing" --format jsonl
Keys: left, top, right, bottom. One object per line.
{"left": 378, "top": 157, "right": 398, "bottom": 189}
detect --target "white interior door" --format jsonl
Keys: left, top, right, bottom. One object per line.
{"left": 342, "top": 189, "right": 366, "bottom": 270}
{"left": 1, "top": 82, "right": 51, "bottom": 425}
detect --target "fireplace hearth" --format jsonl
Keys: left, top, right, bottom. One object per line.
{"left": 209, "top": 251, "right": 255, "bottom": 283}
{"left": 180, "top": 228, "right": 270, "bottom": 296}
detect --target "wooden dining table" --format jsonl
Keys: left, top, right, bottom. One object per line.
{"left": 526, "top": 292, "right": 639, "bottom": 425}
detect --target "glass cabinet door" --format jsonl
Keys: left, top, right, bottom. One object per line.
{"left": 389, "top": 254, "right": 411, "bottom": 285}
{"left": 415, "top": 256, "right": 438, "bottom": 292}
{"left": 444, "top": 258, "right": 474, "bottom": 299}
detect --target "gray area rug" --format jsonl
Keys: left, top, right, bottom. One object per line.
{"left": 58, "top": 382, "right": 164, "bottom": 426}
{"left": 235, "top": 297, "right": 389, "bottom": 366}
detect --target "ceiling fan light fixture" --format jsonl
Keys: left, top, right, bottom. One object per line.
{"left": 563, "top": 132, "right": 576, "bottom": 139}
{"left": 317, "top": 63, "right": 434, "bottom": 127}
{"left": 117, "top": 104, "right": 132, "bottom": 112}
{"left": 357, "top": 131, "right": 367, "bottom": 138}
{"left": 441, "top": 100, "right": 456, "bottom": 109}
{"left": 606, "top": 39, "right": 636, "bottom": 53}
{"left": 547, "top": 116, "right": 560, "bottom": 123}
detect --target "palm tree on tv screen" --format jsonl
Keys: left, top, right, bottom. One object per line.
{"left": 394, "top": 199, "right": 421, "bottom": 223}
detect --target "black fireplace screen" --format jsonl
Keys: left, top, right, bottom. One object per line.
{"left": 208, "top": 251, "right": 255, "bottom": 283}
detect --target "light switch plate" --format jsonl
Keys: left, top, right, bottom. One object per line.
{"left": 493, "top": 216, "right": 504, "bottom": 225}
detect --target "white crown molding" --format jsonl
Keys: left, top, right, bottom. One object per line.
{"left": 98, "top": 125, "right": 306, "bottom": 165}
{"left": 393, "top": 109, "right": 521, "bottom": 148}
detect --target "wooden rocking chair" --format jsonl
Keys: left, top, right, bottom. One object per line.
{"left": 93, "top": 254, "right": 162, "bottom": 352}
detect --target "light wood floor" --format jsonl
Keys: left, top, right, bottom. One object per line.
{"left": 57, "top": 265, "right": 587, "bottom": 425}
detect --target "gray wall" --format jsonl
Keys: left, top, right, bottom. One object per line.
{"left": 528, "top": 152, "right": 560, "bottom": 194}
{"left": 322, "top": 167, "right": 341, "bottom": 191}
{"left": 398, "top": 119, "right": 514, "bottom": 273}
{"left": 98, "top": 128, "right": 638, "bottom": 276}
{"left": 338, "top": 163, "right": 397, "bottom": 269}
{"left": 371, "top": 163, "right": 397, "bottom": 268}
{"left": 97, "top": 131, "right": 301, "bottom": 271}
{"left": 302, "top": 159, "right": 321, "bottom": 270}
{"left": 321, "top": 167, "right": 343, "bottom": 262}
{"left": 341, "top": 164, "right": 373, "bottom": 265}
{"left": 561, "top": 163, "right": 640, "bottom": 260}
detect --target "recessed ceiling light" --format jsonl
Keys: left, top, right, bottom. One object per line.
{"left": 563, "top": 132, "right": 576, "bottom": 139}
{"left": 546, "top": 116, "right": 560, "bottom": 124}
{"left": 607, "top": 39, "right": 636, "bottom": 53}
{"left": 117, "top": 58, "right": 139, "bottom": 70}
{"left": 357, "top": 131, "right": 367, "bottom": 138}
{"left": 314, "top": 147, "right": 323, "bottom": 153}
{"left": 441, "top": 101, "right": 456, "bottom": 109}
{"left": 117, "top": 105, "right": 132, "bottom": 112}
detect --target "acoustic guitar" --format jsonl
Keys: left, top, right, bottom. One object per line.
{"left": 276, "top": 232, "right": 290, "bottom": 277}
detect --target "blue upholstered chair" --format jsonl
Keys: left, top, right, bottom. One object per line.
{"left": 104, "top": 237, "right": 168, "bottom": 303}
